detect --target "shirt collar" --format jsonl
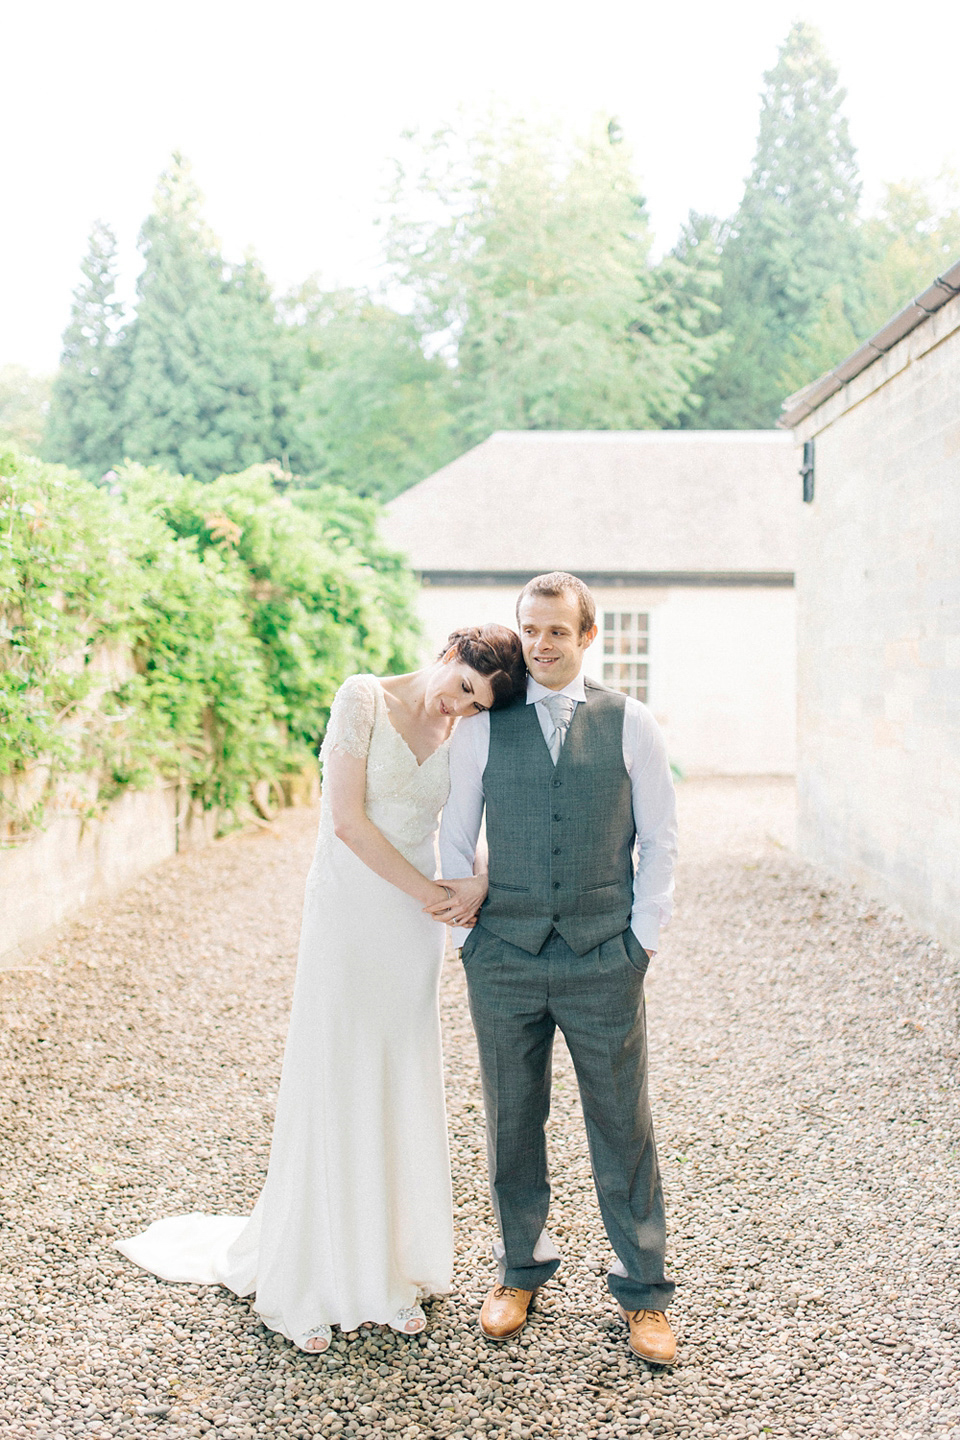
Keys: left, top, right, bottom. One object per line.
{"left": 526, "top": 672, "right": 587, "bottom": 705}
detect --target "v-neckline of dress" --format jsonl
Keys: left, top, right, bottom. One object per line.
{"left": 376, "top": 679, "right": 451, "bottom": 769}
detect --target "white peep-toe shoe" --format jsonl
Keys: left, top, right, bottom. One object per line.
{"left": 389, "top": 1305, "right": 426, "bottom": 1335}
{"left": 298, "top": 1324, "right": 333, "bottom": 1353}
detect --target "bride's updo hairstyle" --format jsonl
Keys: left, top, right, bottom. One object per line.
{"left": 437, "top": 624, "right": 526, "bottom": 710}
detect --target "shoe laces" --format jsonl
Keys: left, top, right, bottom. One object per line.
{"left": 628, "top": 1308, "right": 666, "bottom": 1326}
{"left": 493, "top": 1285, "right": 521, "bottom": 1299}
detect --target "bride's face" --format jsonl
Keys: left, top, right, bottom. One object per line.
{"left": 425, "top": 659, "right": 496, "bottom": 720}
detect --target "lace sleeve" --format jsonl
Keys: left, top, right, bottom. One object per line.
{"left": 320, "top": 674, "right": 377, "bottom": 763}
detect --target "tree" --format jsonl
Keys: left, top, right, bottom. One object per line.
{"left": 694, "top": 22, "right": 863, "bottom": 427}
{"left": 388, "top": 117, "right": 718, "bottom": 442}
{"left": 284, "top": 286, "right": 456, "bottom": 499}
{"left": 779, "top": 283, "right": 858, "bottom": 394}
{"left": 664, "top": 212, "right": 728, "bottom": 427}
{"left": 856, "top": 177, "right": 960, "bottom": 334}
{"left": 120, "top": 154, "right": 288, "bottom": 483}
{"left": 780, "top": 176, "right": 960, "bottom": 393}
{"left": 42, "top": 221, "right": 127, "bottom": 477}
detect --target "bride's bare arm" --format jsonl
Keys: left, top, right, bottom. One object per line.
{"left": 324, "top": 746, "right": 451, "bottom": 908}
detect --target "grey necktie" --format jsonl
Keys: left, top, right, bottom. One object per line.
{"left": 541, "top": 692, "right": 576, "bottom": 765}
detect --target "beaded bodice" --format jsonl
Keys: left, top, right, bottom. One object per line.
{"left": 312, "top": 674, "right": 451, "bottom": 875}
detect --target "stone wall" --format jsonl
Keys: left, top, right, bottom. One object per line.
{"left": 793, "top": 291, "right": 960, "bottom": 951}
{"left": 0, "top": 785, "right": 220, "bottom": 966}
{"left": 0, "top": 762, "right": 320, "bottom": 966}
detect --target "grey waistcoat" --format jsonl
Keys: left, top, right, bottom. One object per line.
{"left": 480, "top": 679, "right": 635, "bottom": 956}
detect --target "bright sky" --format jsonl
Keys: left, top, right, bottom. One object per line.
{"left": 3, "top": 0, "right": 957, "bottom": 373}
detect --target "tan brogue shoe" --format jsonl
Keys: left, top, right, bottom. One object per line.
{"left": 479, "top": 1284, "right": 537, "bottom": 1341}
{"left": 618, "top": 1305, "right": 677, "bottom": 1365}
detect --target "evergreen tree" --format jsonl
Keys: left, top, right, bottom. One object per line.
{"left": 694, "top": 22, "right": 862, "bottom": 426}
{"left": 664, "top": 212, "right": 729, "bottom": 427}
{"left": 42, "top": 221, "right": 127, "bottom": 477}
{"left": 779, "top": 283, "right": 858, "bottom": 394}
{"left": 120, "top": 154, "right": 287, "bottom": 483}
{"left": 388, "top": 117, "right": 718, "bottom": 442}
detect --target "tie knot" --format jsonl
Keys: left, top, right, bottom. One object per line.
{"left": 542, "top": 693, "right": 575, "bottom": 732}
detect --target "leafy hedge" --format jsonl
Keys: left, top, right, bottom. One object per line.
{"left": 0, "top": 451, "right": 419, "bottom": 834}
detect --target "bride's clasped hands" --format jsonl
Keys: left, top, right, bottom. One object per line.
{"left": 426, "top": 872, "right": 489, "bottom": 927}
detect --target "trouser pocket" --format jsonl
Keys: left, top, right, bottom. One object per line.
{"left": 621, "top": 928, "right": 650, "bottom": 976}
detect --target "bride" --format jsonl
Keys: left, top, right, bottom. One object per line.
{"left": 117, "top": 625, "right": 526, "bottom": 1351}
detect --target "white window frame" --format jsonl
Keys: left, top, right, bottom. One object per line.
{"left": 601, "top": 609, "right": 649, "bottom": 703}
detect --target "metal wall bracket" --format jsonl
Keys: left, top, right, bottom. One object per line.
{"left": 801, "top": 440, "right": 815, "bottom": 503}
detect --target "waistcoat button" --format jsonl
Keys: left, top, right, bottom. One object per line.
{"left": 552, "top": 778, "right": 561, "bottom": 787}
{"left": 552, "top": 847, "right": 561, "bottom": 855}
{"left": 552, "top": 912, "right": 561, "bottom": 921}
{"left": 552, "top": 881, "right": 561, "bottom": 889}
{"left": 553, "top": 813, "right": 561, "bottom": 821}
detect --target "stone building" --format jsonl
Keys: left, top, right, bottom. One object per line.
{"left": 381, "top": 430, "right": 798, "bottom": 776}
{"left": 781, "top": 260, "right": 960, "bottom": 950}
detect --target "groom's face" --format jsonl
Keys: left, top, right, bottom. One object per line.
{"left": 518, "top": 591, "right": 597, "bottom": 692}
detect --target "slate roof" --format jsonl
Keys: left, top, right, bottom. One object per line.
{"left": 382, "top": 430, "right": 798, "bottom": 578}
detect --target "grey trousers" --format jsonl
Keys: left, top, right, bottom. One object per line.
{"left": 461, "top": 924, "right": 674, "bottom": 1312}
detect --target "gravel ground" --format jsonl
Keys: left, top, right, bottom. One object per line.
{"left": 2, "top": 777, "right": 959, "bottom": 1440}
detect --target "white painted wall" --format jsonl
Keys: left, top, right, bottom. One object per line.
{"left": 639, "top": 586, "right": 796, "bottom": 776}
{"left": 411, "top": 581, "right": 796, "bottom": 776}
{"left": 794, "top": 293, "right": 960, "bottom": 952}
{"left": 416, "top": 584, "right": 521, "bottom": 663}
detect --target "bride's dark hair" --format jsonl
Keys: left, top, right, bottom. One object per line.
{"left": 437, "top": 624, "right": 526, "bottom": 710}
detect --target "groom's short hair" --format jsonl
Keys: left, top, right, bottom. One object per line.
{"left": 516, "top": 572, "right": 596, "bottom": 636}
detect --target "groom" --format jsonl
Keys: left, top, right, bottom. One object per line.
{"left": 437, "top": 571, "right": 679, "bottom": 1364}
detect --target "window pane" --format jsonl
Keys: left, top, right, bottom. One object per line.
{"left": 601, "top": 611, "right": 650, "bottom": 703}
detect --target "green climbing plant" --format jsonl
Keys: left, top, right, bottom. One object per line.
{"left": 0, "top": 451, "right": 420, "bottom": 837}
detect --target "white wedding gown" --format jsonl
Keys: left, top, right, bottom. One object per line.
{"left": 117, "top": 674, "right": 455, "bottom": 1343}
